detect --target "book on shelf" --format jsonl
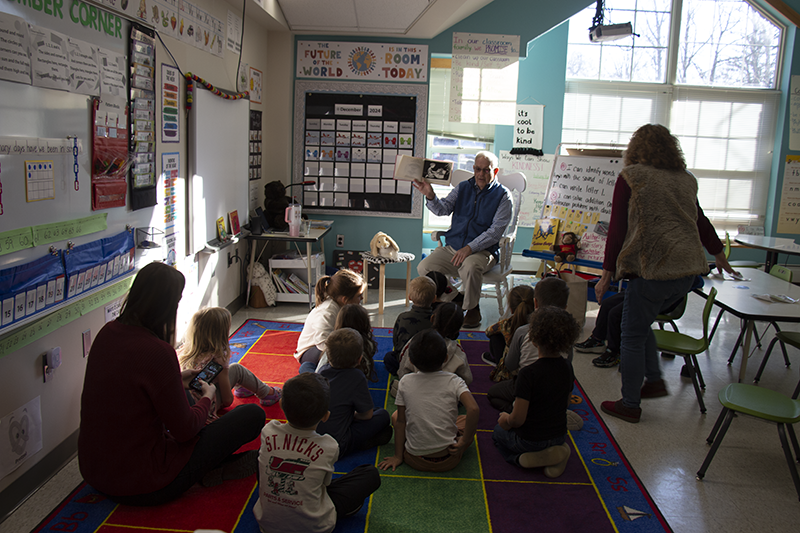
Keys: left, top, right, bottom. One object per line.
{"left": 393, "top": 155, "right": 453, "bottom": 186}
{"left": 271, "top": 271, "right": 289, "bottom": 293}
{"left": 288, "top": 273, "right": 309, "bottom": 293}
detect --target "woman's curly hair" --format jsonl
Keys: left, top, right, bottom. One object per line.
{"left": 624, "top": 124, "right": 686, "bottom": 171}
{"left": 528, "top": 306, "right": 581, "bottom": 356}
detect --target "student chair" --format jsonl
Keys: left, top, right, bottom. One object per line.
{"left": 753, "top": 329, "right": 800, "bottom": 384}
{"left": 655, "top": 294, "right": 688, "bottom": 333}
{"left": 653, "top": 288, "right": 717, "bottom": 414}
{"left": 696, "top": 381, "right": 800, "bottom": 501}
{"left": 432, "top": 171, "right": 527, "bottom": 316}
{"left": 723, "top": 231, "right": 761, "bottom": 270}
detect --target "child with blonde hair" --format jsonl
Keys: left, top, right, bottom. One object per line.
{"left": 294, "top": 269, "right": 366, "bottom": 371}
{"left": 383, "top": 275, "right": 436, "bottom": 375}
{"left": 179, "top": 307, "right": 281, "bottom": 416}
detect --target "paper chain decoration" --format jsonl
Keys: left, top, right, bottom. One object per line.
{"left": 184, "top": 72, "right": 249, "bottom": 110}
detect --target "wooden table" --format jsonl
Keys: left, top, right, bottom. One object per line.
{"left": 733, "top": 235, "right": 800, "bottom": 271}
{"left": 245, "top": 226, "right": 331, "bottom": 309}
{"left": 695, "top": 268, "right": 800, "bottom": 382}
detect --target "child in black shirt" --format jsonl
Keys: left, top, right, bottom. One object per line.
{"left": 492, "top": 306, "right": 580, "bottom": 478}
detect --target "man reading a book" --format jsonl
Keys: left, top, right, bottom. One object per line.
{"left": 413, "top": 151, "right": 512, "bottom": 328}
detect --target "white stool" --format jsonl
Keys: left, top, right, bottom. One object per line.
{"left": 360, "top": 252, "right": 415, "bottom": 314}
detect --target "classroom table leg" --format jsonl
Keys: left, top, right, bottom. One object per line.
{"left": 738, "top": 320, "right": 755, "bottom": 382}
{"left": 379, "top": 263, "right": 386, "bottom": 315}
{"left": 405, "top": 261, "right": 411, "bottom": 307}
{"left": 306, "top": 241, "right": 313, "bottom": 309}
{"left": 246, "top": 240, "right": 257, "bottom": 308}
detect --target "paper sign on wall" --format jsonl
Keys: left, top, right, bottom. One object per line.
{"left": 777, "top": 155, "right": 800, "bottom": 233}
{"left": 514, "top": 105, "right": 543, "bottom": 150}
{"left": 0, "top": 397, "right": 43, "bottom": 480}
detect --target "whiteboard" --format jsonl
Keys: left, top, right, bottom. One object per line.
{"left": 188, "top": 86, "right": 249, "bottom": 254}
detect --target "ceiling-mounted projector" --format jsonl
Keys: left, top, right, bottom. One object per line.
{"left": 589, "top": 22, "right": 633, "bottom": 42}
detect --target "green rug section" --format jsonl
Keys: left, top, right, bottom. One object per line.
{"left": 366, "top": 476, "right": 490, "bottom": 533}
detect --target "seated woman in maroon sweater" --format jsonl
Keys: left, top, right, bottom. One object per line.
{"left": 78, "top": 262, "right": 265, "bottom": 506}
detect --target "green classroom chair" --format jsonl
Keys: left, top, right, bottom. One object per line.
{"left": 654, "top": 288, "right": 717, "bottom": 414}
{"left": 656, "top": 294, "right": 687, "bottom": 333}
{"left": 723, "top": 232, "right": 761, "bottom": 269}
{"left": 696, "top": 381, "right": 800, "bottom": 501}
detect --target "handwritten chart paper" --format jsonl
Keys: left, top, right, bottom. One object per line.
{"left": 777, "top": 155, "right": 800, "bottom": 233}
{"left": 514, "top": 105, "right": 543, "bottom": 149}
{"left": 450, "top": 32, "right": 519, "bottom": 123}
{"left": 0, "top": 12, "right": 32, "bottom": 84}
{"left": 545, "top": 155, "right": 623, "bottom": 238}
{"left": 791, "top": 76, "right": 800, "bottom": 152}
{"left": 499, "top": 151, "right": 554, "bottom": 227}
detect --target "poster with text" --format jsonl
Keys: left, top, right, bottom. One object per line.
{"left": 790, "top": 76, "right": 800, "bottom": 152}
{"left": 0, "top": 12, "right": 32, "bottom": 84}
{"left": 161, "top": 64, "right": 180, "bottom": 143}
{"left": 297, "top": 41, "right": 428, "bottom": 82}
{"left": 499, "top": 151, "right": 554, "bottom": 227}
{"left": 513, "top": 104, "right": 543, "bottom": 149}
{"left": 777, "top": 155, "right": 800, "bottom": 233}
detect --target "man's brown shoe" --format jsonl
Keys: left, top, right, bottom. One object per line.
{"left": 463, "top": 305, "right": 482, "bottom": 328}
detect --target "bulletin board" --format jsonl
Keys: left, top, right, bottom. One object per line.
{"left": 293, "top": 80, "right": 427, "bottom": 218}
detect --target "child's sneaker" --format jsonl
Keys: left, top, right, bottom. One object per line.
{"left": 233, "top": 386, "right": 255, "bottom": 398}
{"left": 260, "top": 387, "right": 282, "bottom": 406}
{"left": 592, "top": 349, "right": 620, "bottom": 368}
{"left": 481, "top": 351, "right": 498, "bottom": 367}
{"left": 574, "top": 337, "right": 606, "bottom": 354}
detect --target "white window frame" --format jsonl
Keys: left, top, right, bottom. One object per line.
{"left": 563, "top": 0, "right": 785, "bottom": 233}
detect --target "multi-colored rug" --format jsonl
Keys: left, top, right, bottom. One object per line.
{"left": 35, "top": 319, "right": 672, "bottom": 533}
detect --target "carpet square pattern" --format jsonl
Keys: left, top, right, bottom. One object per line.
{"left": 35, "top": 320, "right": 672, "bottom": 533}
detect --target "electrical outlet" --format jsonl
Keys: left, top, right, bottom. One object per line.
{"left": 336, "top": 234, "right": 344, "bottom": 247}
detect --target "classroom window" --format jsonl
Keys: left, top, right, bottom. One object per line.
{"left": 563, "top": 0, "right": 784, "bottom": 232}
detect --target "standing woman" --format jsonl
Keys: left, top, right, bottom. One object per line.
{"left": 78, "top": 262, "right": 266, "bottom": 505}
{"left": 593, "top": 124, "right": 729, "bottom": 424}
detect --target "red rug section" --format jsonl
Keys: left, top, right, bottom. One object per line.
{"left": 101, "top": 478, "right": 257, "bottom": 532}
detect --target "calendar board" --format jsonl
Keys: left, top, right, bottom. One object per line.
{"left": 293, "top": 80, "right": 427, "bottom": 218}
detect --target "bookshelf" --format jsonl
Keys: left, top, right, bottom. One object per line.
{"left": 269, "top": 253, "right": 324, "bottom": 303}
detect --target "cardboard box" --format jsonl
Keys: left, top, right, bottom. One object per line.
{"left": 333, "top": 250, "right": 379, "bottom": 289}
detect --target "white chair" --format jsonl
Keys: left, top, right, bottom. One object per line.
{"left": 431, "top": 171, "right": 527, "bottom": 316}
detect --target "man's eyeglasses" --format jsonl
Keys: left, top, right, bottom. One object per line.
{"left": 473, "top": 166, "right": 493, "bottom": 174}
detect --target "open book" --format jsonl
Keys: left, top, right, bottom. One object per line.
{"left": 393, "top": 155, "right": 453, "bottom": 186}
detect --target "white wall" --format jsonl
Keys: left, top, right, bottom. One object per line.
{"left": 0, "top": 0, "right": 276, "bottom": 502}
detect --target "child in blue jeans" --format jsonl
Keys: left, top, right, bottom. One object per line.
{"left": 492, "top": 306, "right": 580, "bottom": 478}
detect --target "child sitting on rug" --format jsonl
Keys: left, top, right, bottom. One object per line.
{"left": 492, "top": 306, "right": 580, "bottom": 477}
{"left": 383, "top": 275, "right": 437, "bottom": 375}
{"left": 179, "top": 307, "right": 281, "bottom": 418}
{"left": 395, "top": 302, "right": 472, "bottom": 388}
{"left": 254, "top": 373, "right": 381, "bottom": 533}
{"left": 308, "top": 304, "right": 378, "bottom": 380}
{"left": 294, "top": 269, "right": 366, "bottom": 371}
{"left": 379, "top": 329, "right": 479, "bottom": 473}
{"left": 315, "top": 328, "right": 392, "bottom": 457}
{"left": 482, "top": 285, "right": 535, "bottom": 367}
